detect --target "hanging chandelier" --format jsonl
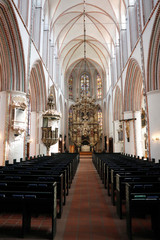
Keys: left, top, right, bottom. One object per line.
{"left": 84, "top": 0, "right": 86, "bottom": 70}
{"left": 68, "top": 1, "right": 102, "bottom": 152}
{"left": 82, "top": 0, "right": 88, "bottom": 97}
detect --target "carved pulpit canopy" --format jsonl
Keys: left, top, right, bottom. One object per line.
{"left": 42, "top": 93, "right": 61, "bottom": 155}
{"left": 43, "top": 94, "right": 61, "bottom": 120}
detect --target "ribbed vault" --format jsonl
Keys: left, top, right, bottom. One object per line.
{"left": 48, "top": 0, "right": 127, "bottom": 76}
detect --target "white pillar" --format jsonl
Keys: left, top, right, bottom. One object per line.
{"left": 0, "top": 91, "right": 27, "bottom": 165}
{"left": 147, "top": 91, "right": 160, "bottom": 162}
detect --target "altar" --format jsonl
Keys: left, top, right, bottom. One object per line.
{"left": 81, "top": 145, "right": 90, "bottom": 152}
{"left": 69, "top": 96, "right": 102, "bottom": 152}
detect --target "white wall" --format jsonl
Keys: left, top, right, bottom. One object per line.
{"left": 0, "top": 92, "right": 8, "bottom": 165}
{"left": 143, "top": 7, "right": 158, "bottom": 83}
{"left": 114, "top": 120, "right": 124, "bottom": 153}
{"left": 30, "top": 112, "right": 37, "bottom": 157}
{"left": 39, "top": 112, "right": 46, "bottom": 155}
{"left": 30, "top": 111, "right": 47, "bottom": 157}
{"left": 0, "top": 91, "right": 26, "bottom": 164}
{"left": 135, "top": 111, "right": 144, "bottom": 158}
{"left": 13, "top": 7, "right": 29, "bottom": 75}
{"left": 50, "top": 142, "right": 59, "bottom": 154}
{"left": 10, "top": 1, "right": 63, "bottom": 158}
{"left": 147, "top": 91, "right": 160, "bottom": 162}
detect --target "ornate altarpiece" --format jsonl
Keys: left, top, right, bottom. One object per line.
{"left": 69, "top": 96, "right": 102, "bottom": 152}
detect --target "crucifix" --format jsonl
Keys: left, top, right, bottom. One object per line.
{"left": 119, "top": 118, "right": 136, "bottom": 142}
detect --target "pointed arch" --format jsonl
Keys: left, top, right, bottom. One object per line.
{"left": 29, "top": 60, "right": 47, "bottom": 112}
{"left": 97, "top": 73, "right": 102, "bottom": 99}
{"left": 0, "top": 0, "right": 25, "bottom": 92}
{"left": 97, "top": 104, "right": 103, "bottom": 131}
{"left": 147, "top": 6, "right": 160, "bottom": 92}
{"left": 124, "top": 59, "right": 143, "bottom": 111}
{"left": 114, "top": 86, "right": 122, "bottom": 121}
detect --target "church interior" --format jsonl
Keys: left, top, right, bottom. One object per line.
{"left": 0, "top": 0, "right": 160, "bottom": 239}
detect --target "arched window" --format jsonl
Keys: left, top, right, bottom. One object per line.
{"left": 69, "top": 106, "right": 73, "bottom": 137}
{"left": 97, "top": 74, "right": 102, "bottom": 99}
{"left": 98, "top": 108, "right": 102, "bottom": 131}
{"left": 80, "top": 73, "right": 90, "bottom": 96}
{"left": 69, "top": 75, "right": 73, "bottom": 99}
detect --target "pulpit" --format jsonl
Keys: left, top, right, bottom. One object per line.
{"left": 42, "top": 93, "right": 61, "bottom": 155}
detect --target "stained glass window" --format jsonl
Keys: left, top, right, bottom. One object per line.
{"left": 69, "top": 106, "right": 73, "bottom": 120}
{"left": 69, "top": 75, "right": 73, "bottom": 99}
{"left": 80, "top": 73, "right": 90, "bottom": 95}
{"left": 97, "top": 74, "right": 102, "bottom": 99}
{"left": 69, "top": 106, "right": 73, "bottom": 137}
{"left": 98, "top": 108, "right": 102, "bottom": 131}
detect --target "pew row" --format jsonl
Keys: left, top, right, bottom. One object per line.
{"left": 0, "top": 182, "right": 57, "bottom": 239}
{"left": 126, "top": 182, "right": 160, "bottom": 240}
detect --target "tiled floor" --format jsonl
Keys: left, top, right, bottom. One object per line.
{"left": 55, "top": 155, "right": 155, "bottom": 240}
{"left": 0, "top": 213, "right": 52, "bottom": 239}
{"left": 62, "top": 157, "right": 122, "bottom": 240}
{"left": 0, "top": 155, "right": 156, "bottom": 239}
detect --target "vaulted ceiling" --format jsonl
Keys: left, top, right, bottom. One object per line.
{"left": 47, "top": 0, "right": 127, "bottom": 76}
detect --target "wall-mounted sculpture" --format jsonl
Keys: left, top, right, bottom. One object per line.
{"left": 11, "top": 96, "right": 27, "bottom": 136}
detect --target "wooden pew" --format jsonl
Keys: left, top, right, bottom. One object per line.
{"left": 116, "top": 174, "right": 160, "bottom": 219}
{"left": 0, "top": 173, "right": 63, "bottom": 219}
{"left": 110, "top": 166, "right": 160, "bottom": 205}
{"left": 0, "top": 181, "right": 57, "bottom": 239}
{"left": 92, "top": 153, "right": 160, "bottom": 239}
{"left": 93, "top": 153, "right": 158, "bottom": 194}
{"left": 0, "top": 154, "right": 79, "bottom": 225}
{"left": 126, "top": 182, "right": 160, "bottom": 240}
{"left": 2, "top": 156, "right": 78, "bottom": 207}
{"left": 2, "top": 164, "right": 68, "bottom": 203}
{"left": 110, "top": 167, "right": 146, "bottom": 205}
{"left": 106, "top": 162, "right": 159, "bottom": 200}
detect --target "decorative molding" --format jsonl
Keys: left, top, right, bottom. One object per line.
{"left": 42, "top": 94, "right": 61, "bottom": 154}
{"left": 11, "top": 96, "right": 27, "bottom": 110}
{"left": 69, "top": 95, "right": 102, "bottom": 151}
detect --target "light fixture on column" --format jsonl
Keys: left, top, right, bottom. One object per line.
{"left": 152, "top": 136, "right": 160, "bottom": 142}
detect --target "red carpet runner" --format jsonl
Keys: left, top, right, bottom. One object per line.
{"left": 55, "top": 154, "right": 127, "bottom": 240}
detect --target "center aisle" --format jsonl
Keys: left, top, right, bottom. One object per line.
{"left": 55, "top": 154, "right": 127, "bottom": 240}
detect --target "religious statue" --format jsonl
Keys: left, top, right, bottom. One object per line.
{"left": 141, "top": 108, "right": 146, "bottom": 128}
{"left": 125, "top": 121, "right": 130, "bottom": 142}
